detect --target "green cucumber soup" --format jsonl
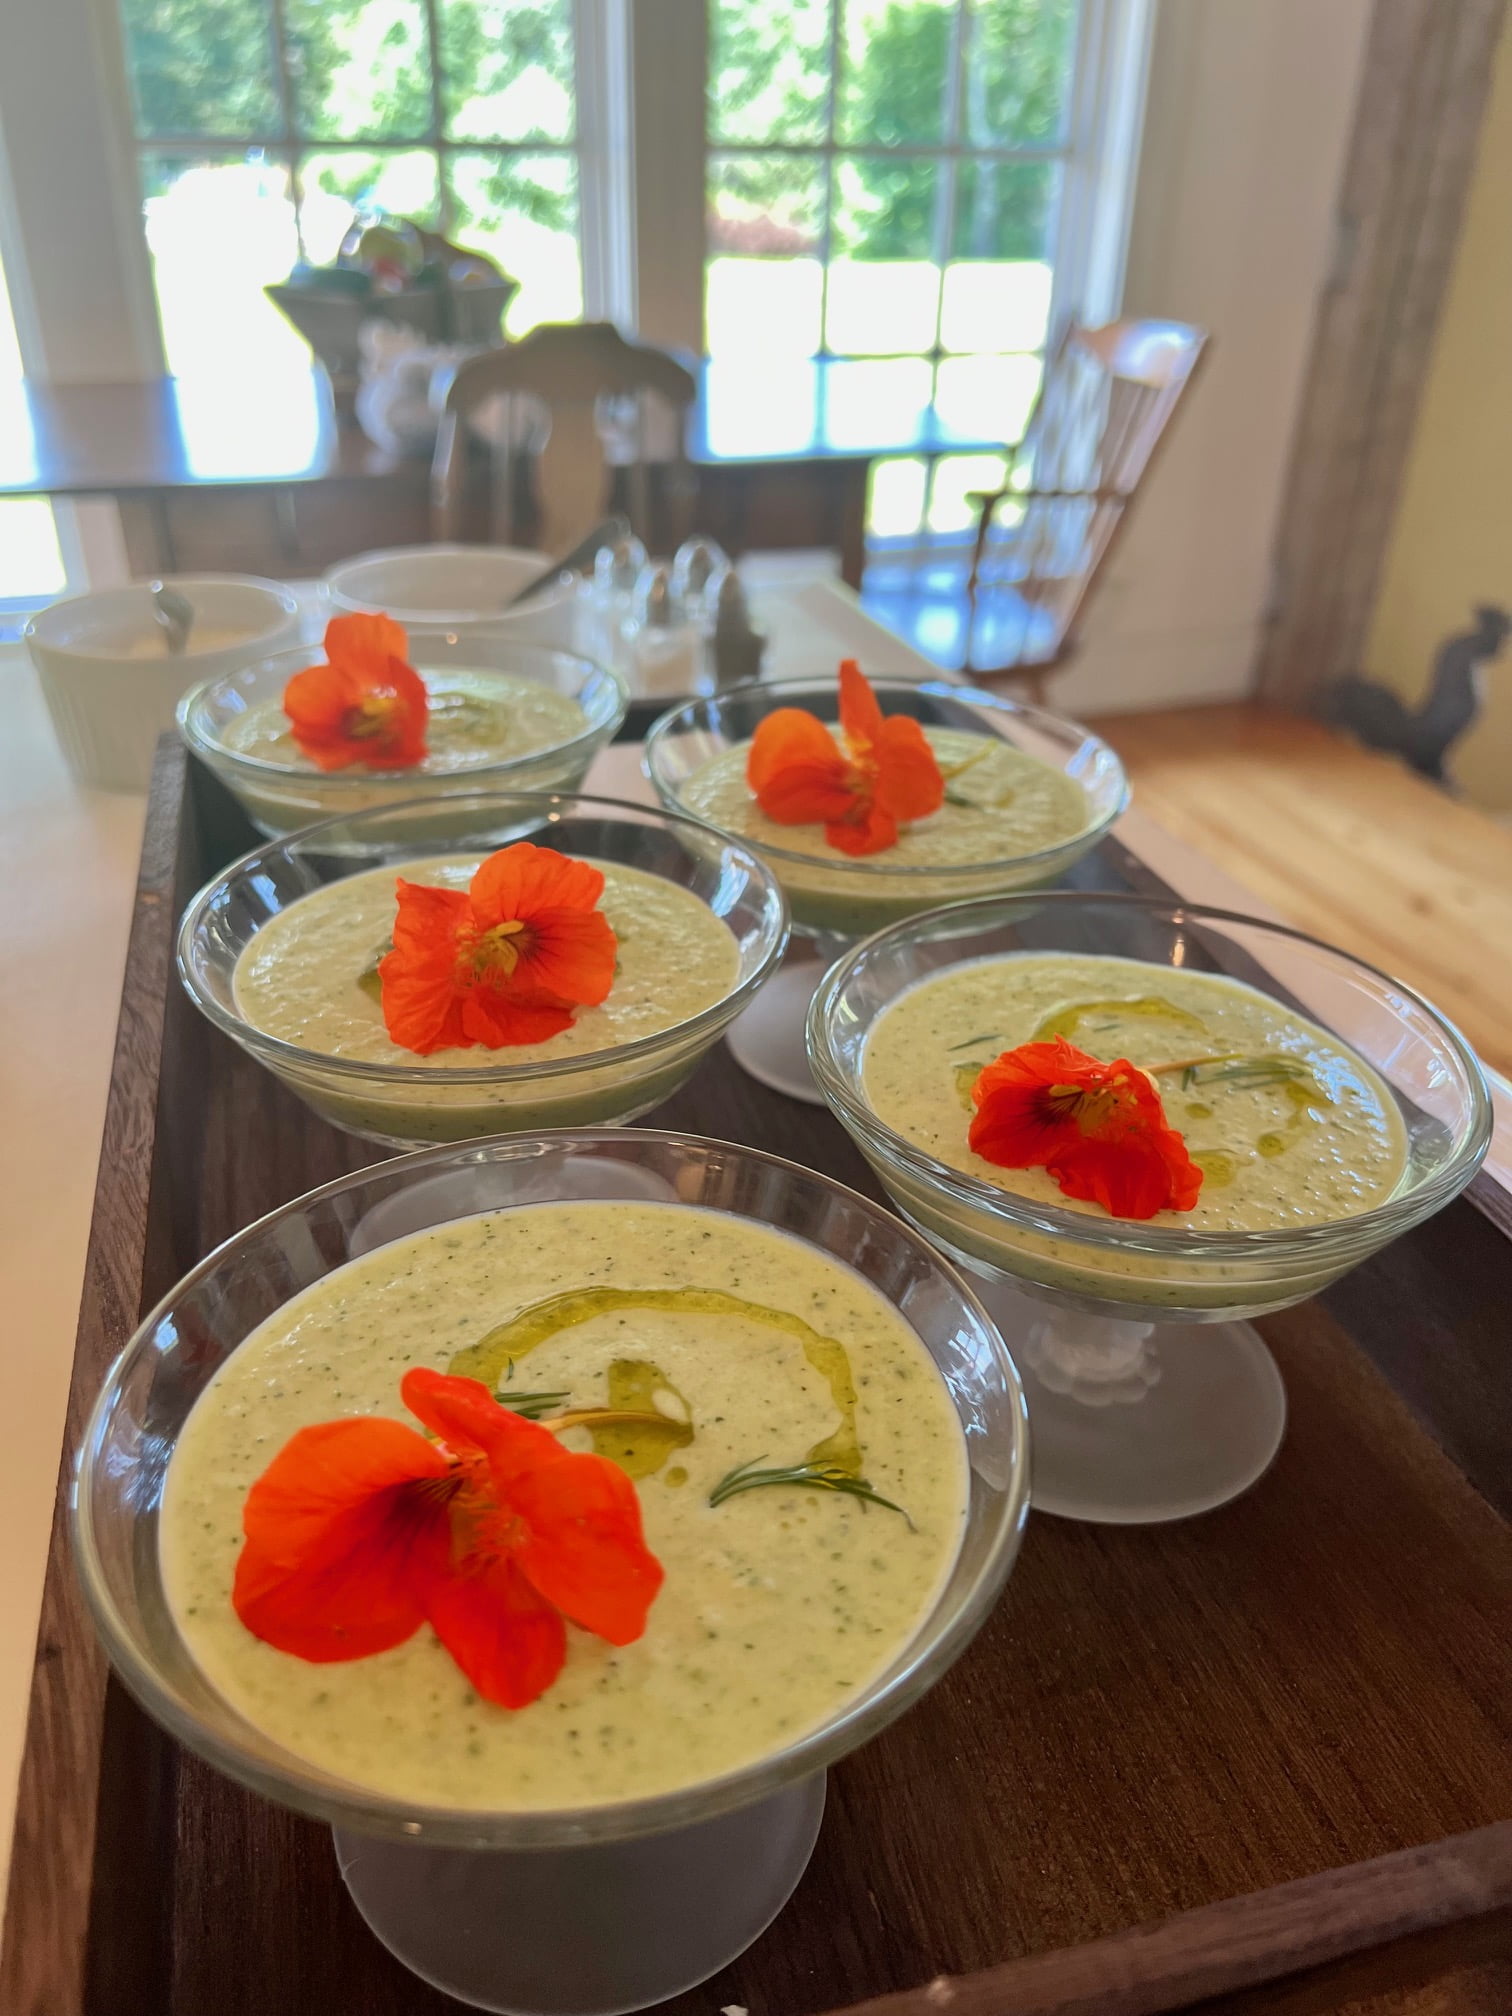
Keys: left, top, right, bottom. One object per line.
{"left": 224, "top": 669, "right": 586, "bottom": 777}
{"left": 234, "top": 854, "right": 740, "bottom": 1071}
{"left": 160, "top": 1201, "right": 969, "bottom": 1810}
{"left": 675, "top": 729, "right": 1092, "bottom": 934}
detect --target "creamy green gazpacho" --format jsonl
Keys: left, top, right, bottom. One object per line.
{"left": 676, "top": 731, "right": 1091, "bottom": 936}
{"left": 231, "top": 855, "right": 741, "bottom": 1139}
{"left": 861, "top": 954, "right": 1409, "bottom": 1307}
{"left": 160, "top": 1201, "right": 968, "bottom": 1809}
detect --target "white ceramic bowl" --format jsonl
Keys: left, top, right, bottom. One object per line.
{"left": 325, "top": 544, "right": 578, "bottom": 648}
{"left": 25, "top": 574, "right": 301, "bottom": 792}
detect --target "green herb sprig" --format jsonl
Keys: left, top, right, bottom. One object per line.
{"left": 495, "top": 1389, "right": 571, "bottom": 1421}
{"left": 708, "top": 1456, "right": 913, "bottom": 1527}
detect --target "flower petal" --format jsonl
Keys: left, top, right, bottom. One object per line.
{"left": 358, "top": 654, "right": 430, "bottom": 769}
{"left": 516, "top": 907, "right": 618, "bottom": 1008}
{"left": 510, "top": 1453, "right": 664, "bottom": 1647}
{"left": 233, "top": 1417, "right": 450, "bottom": 1662}
{"left": 873, "top": 715, "right": 944, "bottom": 822}
{"left": 423, "top": 1554, "right": 566, "bottom": 1709}
{"left": 459, "top": 988, "right": 578, "bottom": 1047}
{"left": 824, "top": 803, "right": 899, "bottom": 856}
{"left": 837, "top": 659, "right": 884, "bottom": 751}
{"left": 283, "top": 659, "right": 367, "bottom": 771}
{"left": 325, "top": 611, "right": 410, "bottom": 670}
{"left": 468, "top": 842, "right": 606, "bottom": 930}
{"left": 748, "top": 709, "right": 854, "bottom": 825}
{"left": 380, "top": 880, "right": 472, "bottom": 1055}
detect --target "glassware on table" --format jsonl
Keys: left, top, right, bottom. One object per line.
{"left": 808, "top": 893, "right": 1492, "bottom": 1525}
{"left": 178, "top": 630, "right": 627, "bottom": 838}
{"left": 644, "top": 678, "right": 1128, "bottom": 1101}
{"left": 74, "top": 1130, "right": 1030, "bottom": 2015}
{"left": 177, "top": 790, "right": 788, "bottom": 1147}
{"left": 322, "top": 544, "right": 580, "bottom": 649}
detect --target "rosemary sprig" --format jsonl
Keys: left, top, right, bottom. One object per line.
{"left": 708, "top": 1456, "right": 914, "bottom": 1527}
{"left": 1151, "top": 1052, "right": 1321, "bottom": 1094}
{"left": 495, "top": 1389, "right": 571, "bottom": 1421}
{"left": 949, "top": 1031, "right": 1003, "bottom": 1052}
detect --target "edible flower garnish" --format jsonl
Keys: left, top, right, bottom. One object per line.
{"left": 283, "top": 613, "right": 429, "bottom": 771}
{"left": 968, "top": 1036, "right": 1203, "bottom": 1220}
{"left": 233, "top": 1367, "right": 663, "bottom": 1710}
{"left": 747, "top": 659, "right": 943, "bottom": 856}
{"left": 379, "top": 841, "right": 617, "bottom": 1054}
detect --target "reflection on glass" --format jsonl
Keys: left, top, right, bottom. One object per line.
{"left": 934, "top": 355, "right": 1042, "bottom": 446}
{"left": 282, "top": 0, "right": 433, "bottom": 140}
{"left": 447, "top": 153, "right": 581, "bottom": 333}
{"left": 823, "top": 358, "right": 933, "bottom": 451}
{"left": 299, "top": 151, "right": 441, "bottom": 263}
{"left": 140, "top": 153, "right": 308, "bottom": 378}
{"left": 927, "top": 451, "right": 1007, "bottom": 534}
{"left": 439, "top": 0, "right": 574, "bottom": 143}
{"left": 940, "top": 259, "right": 1052, "bottom": 354}
{"left": 702, "top": 359, "right": 819, "bottom": 457}
{"left": 826, "top": 261, "right": 939, "bottom": 356}
{"left": 831, "top": 156, "right": 939, "bottom": 262}
{"left": 952, "top": 160, "right": 1058, "bottom": 262}
{"left": 706, "top": 260, "right": 822, "bottom": 361}
{"left": 965, "top": 0, "right": 1079, "bottom": 147}
{"left": 836, "top": 0, "right": 952, "bottom": 147}
{"left": 868, "top": 456, "right": 929, "bottom": 540}
{"left": 709, "top": 0, "right": 831, "bottom": 146}
{"left": 120, "top": 0, "right": 281, "bottom": 138}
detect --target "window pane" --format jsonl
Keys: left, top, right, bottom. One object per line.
{"left": 867, "top": 455, "right": 927, "bottom": 539}
{"left": 120, "top": 0, "right": 281, "bottom": 137}
{"left": 928, "top": 451, "right": 1007, "bottom": 535}
{"left": 709, "top": 0, "right": 831, "bottom": 147}
{"left": 823, "top": 357, "right": 932, "bottom": 450}
{"left": 965, "top": 0, "right": 1078, "bottom": 147}
{"left": 831, "top": 155, "right": 938, "bottom": 262}
{"left": 952, "top": 159, "right": 1059, "bottom": 262}
{"left": 298, "top": 151, "right": 441, "bottom": 263}
{"left": 836, "top": 0, "right": 953, "bottom": 147}
{"left": 283, "top": 0, "right": 433, "bottom": 141}
{"left": 706, "top": 153, "right": 824, "bottom": 356}
{"left": 940, "top": 258, "right": 1051, "bottom": 353}
{"left": 0, "top": 270, "right": 65, "bottom": 605}
{"left": 447, "top": 153, "right": 581, "bottom": 334}
{"left": 934, "top": 354, "right": 1041, "bottom": 445}
{"left": 140, "top": 152, "right": 308, "bottom": 376}
{"left": 439, "top": 0, "right": 574, "bottom": 144}
{"left": 703, "top": 358, "right": 820, "bottom": 456}
{"left": 826, "top": 260, "right": 938, "bottom": 356}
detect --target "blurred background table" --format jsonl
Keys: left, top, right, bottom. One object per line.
{"left": 0, "top": 367, "right": 873, "bottom": 586}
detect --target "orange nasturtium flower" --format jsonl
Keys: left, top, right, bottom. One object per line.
{"left": 233, "top": 1367, "right": 664, "bottom": 1709}
{"left": 746, "top": 659, "right": 944, "bottom": 857}
{"left": 282, "top": 613, "right": 429, "bottom": 771}
{"left": 379, "top": 841, "right": 618, "bottom": 1054}
{"left": 968, "top": 1036, "right": 1203, "bottom": 1221}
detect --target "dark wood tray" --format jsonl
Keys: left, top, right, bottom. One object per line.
{"left": 5, "top": 741, "right": 1512, "bottom": 2016}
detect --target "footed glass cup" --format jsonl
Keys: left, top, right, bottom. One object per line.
{"left": 644, "top": 679, "right": 1127, "bottom": 1102}
{"left": 808, "top": 893, "right": 1491, "bottom": 1525}
{"left": 74, "top": 1130, "right": 1030, "bottom": 2014}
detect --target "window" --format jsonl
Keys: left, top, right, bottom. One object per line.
{"left": 706, "top": 0, "right": 1099, "bottom": 559}
{"left": 0, "top": 258, "right": 66, "bottom": 617}
{"left": 117, "top": 0, "right": 584, "bottom": 378}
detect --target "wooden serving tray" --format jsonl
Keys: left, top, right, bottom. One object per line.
{"left": 5, "top": 742, "right": 1512, "bottom": 2016}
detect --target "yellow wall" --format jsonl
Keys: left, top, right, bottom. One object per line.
{"left": 1364, "top": 20, "right": 1512, "bottom": 809}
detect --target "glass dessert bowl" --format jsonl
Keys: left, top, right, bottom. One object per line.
{"left": 179, "top": 626, "right": 627, "bottom": 838}
{"left": 178, "top": 790, "right": 788, "bottom": 1146}
{"left": 808, "top": 892, "right": 1492, "bottom": 1526}
{"left": 644, "top": 678, "right": 1127, "bottom": 1102}
{"left": 74, "top": 1130, "right": 1031, "bottom": 2015}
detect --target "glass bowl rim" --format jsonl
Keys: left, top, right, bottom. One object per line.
{"left": 176, "top": 788, "right": 792, "bottom": 1087}
{"left": 807, "top": 890, "right": 1494, "bottom": 1263}
{"left": 643, "top": 676, "right": 1130, "bottom": 882}
{"left": 73, "top": 1126, "right": 1032, "bottom": 1843}
{"left": 176, "top": 638, "right": 628, "bottom": 787}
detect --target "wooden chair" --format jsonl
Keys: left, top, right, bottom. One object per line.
{"left": 431, "top": 321, "right": 698, "bottom": 556}
{"left": 964, "top": 316, "right": 1208, "bottom": 700}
